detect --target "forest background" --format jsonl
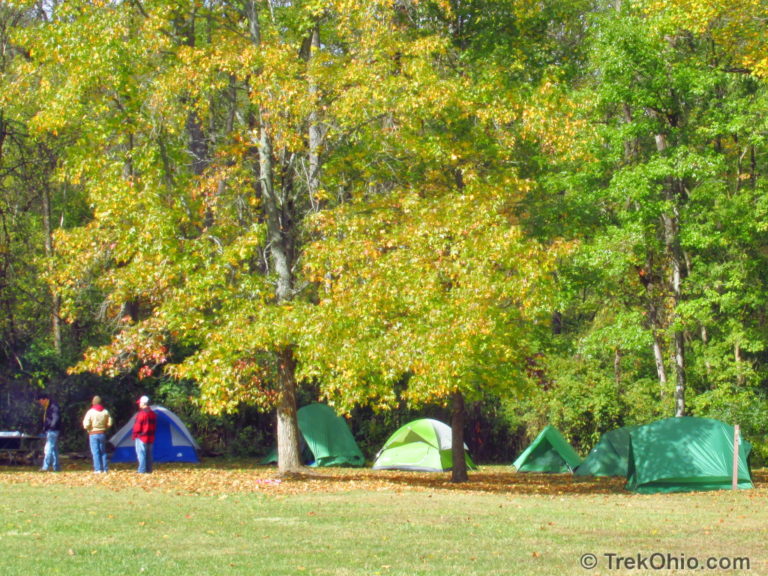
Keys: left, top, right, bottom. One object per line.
{"left": 1, "top": 0, "right": 767, "bottom": 470}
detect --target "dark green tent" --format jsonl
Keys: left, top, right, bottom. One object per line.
{"left": 512, "top": 425, "right": 582, "bottom": 473}
{"left": 263, "top": 403, "right": 365, "bottom": 467}
{"left": 626, "top": 417, "right": 752, "bottom": 494}
{"left": 575, "top": 426, "right": 635, "bottom": 477}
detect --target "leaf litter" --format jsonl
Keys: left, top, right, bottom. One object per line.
{"left": 1, "top": 460, "right": 766, "bottom": 498}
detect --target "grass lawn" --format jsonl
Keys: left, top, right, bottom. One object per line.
{"left": 0, "top": 462, "right": 765, "bottom": 576}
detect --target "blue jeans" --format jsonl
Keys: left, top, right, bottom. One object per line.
{"left": 135, "top": 439, "right": 153, "bottom": 473}
{"left": 42, "top": 430, "right": 61, "bottom": 471}
{"left": 89, "top": 434, "right": 108, "bottom": 472}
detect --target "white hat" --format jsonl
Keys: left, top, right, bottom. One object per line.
{"left": 137, "top": 395, "right": 150, "bottom": 406}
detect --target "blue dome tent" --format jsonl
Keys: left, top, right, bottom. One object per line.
{"left": 109, "top": 406, "right": 200, "bottom": 463}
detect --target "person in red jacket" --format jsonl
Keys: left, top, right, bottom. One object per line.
{"left": 132, "top": 395, "right": 157, "bottom": 473}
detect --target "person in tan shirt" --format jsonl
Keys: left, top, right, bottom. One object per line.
{"left": 82, "top": 396, "right": 113, "bottom": 473}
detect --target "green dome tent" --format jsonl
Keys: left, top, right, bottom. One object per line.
{"left": 263, "top": 403, "right": 365, "bottom": 467}
{"left": 512, "top": 425, "right": 582, "bottom": 473}
{"left": 372, "top": 418, "right": 476, "bottom": 472}
{"left": 626, "top": 417, "right": 753, "bottom": 494}
{"left": 575, "top": 426, "right": 636, "bottom": 477}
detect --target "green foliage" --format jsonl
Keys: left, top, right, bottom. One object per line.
{"left": 515, "top": 0, "right": 768, "bottom": 454}
{"left": 16, "top": 341, "right": 63, "bottom": 387}
{"left": 2, "top": 0, "right": 768, "bottom": 462}
{"left": 509, "top": 357, "right": 621, "bottom": 451}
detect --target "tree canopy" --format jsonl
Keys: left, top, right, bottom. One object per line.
{"left": 2, "top": 0, "right": 768, "bottom": 470}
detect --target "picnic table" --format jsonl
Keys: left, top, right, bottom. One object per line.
{"left": 0, "top": 431, "right": 44, "bottom": 464}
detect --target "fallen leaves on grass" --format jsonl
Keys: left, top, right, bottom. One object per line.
{"left": 0, "top": 461, "right": 766, "bottom": 498}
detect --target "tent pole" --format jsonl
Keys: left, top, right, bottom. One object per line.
{"left": 732, "top": 425, "right": 740, "bottom": 490}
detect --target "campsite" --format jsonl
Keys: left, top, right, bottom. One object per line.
{"left": 3, "top": 0, "right": 768, "bottom": 574}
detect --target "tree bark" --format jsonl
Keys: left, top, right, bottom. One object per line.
{"left": 450, "top": 391, "right": 469, "bottom": 483}
{"left": 305, "top": 25, "right": 322, "bottom": 206}
{"left": 261, "top": 110, "right": 302, "bottom": 474}
{"left": 41, "top": 185, "right": 61, "bottom": 353}
{"left": 247, "top": 0, "right": 303, "bottom": 473}
{"left": 276, "top": 347, "right": 302, "bottom": 474}
{"left": 735, "top": 342, "right": 745, "bottom": 386}
{"left": 186, "top": 110, "right": 208, "bottom": 177}
{"left": 654, "top": 130, "right": 687, "bottom": 417}
{"left": 652, "top": 332, "right": 667, "bottom": 392}
{"left": 641, "top": 256, "right": 668, "bottom": 392}
{"left": 271, "top": 24, "right": 324, "bottom": 473}
{"left": 672, "top": 330, "right": 686, "bottom": 417}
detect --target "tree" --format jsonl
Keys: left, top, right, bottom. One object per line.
{"left": 641, "top": 0, "right": 768, "bottom": 78}
{"left": 9, "top": 0, "right": 308, "bottom": 471}
{"left": 520, "top": 0, "right": 768, "bottom": 436}
{"left": 17, "top": 0, "right": 564, "bottom": 475}
{"left": 299, "top": 0, "right": 582, "bottom": 481}
{"left": 0, "top": 1, "right": 88, "bottom": 379}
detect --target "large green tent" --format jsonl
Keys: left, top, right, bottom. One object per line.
{"left": 626, "top": 417, "right": 752, "bottom": 494}
{"left": 372, "top": 418, "right": 476, "bottom": 472}
{"left": 574, "top": 426, "right": 636, "bottom": 477}
{"left": 512, "top": 425, "right": 582, "bottom": 473}
{"left": 264, "top": 403, "right": 365, "bottom": 467}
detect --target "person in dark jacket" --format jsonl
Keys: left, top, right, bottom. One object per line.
{"left": 37, "top": 393, "right": 62, "bottom": 472}
{"left": 132, "top": 395, "right": 157, "bottom": 473}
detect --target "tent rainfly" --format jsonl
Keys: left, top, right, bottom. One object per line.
{"left": 297, "top": 403, "right": 365, "bottom": 467}
{"left": 263, "top": 403, "right": 365, "bottom": 467}
{"left": 626, "top": 417, "right": 752, "bottom": 494}
{"left": 512, "top": 425, "right": 582, "bottom": 473}
{"left": 372, "top": 418, "right": 476, "bottom": 472}
{"left": 110, "top": 406, "right": 200, "bottom": 463}
{"left": 574, "top": 426, "right": 636, "bottom": 477}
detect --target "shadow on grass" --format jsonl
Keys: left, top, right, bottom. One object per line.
{"left": 1, "top": 457, "right": 765, "bottom": 497}
{"left": 297, "top": 466, "right": 768, "bottom": 496}
{"left": 284, "top": 468, "right": 627, "bottom": 495}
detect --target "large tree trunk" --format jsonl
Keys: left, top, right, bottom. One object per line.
{"left": 272, "top": 23, "right": 325, "bottom": 473}
{"left": 276, "top": 347, "right": 302, "bottom": 474}
{"left": 259, "top": 117, "right": 303, "bottom": 474}
{"left": 246, "top": 0, "right": 303, "bottom": 474}
{"left": 450, "top": 391, "right": 468, "bottom": 483}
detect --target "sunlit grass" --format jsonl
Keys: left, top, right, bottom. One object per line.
{"left": 0, "top": 464, "right": 765, "bottom": 575}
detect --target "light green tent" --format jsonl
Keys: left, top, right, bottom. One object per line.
{"left": 372, "top": 419, "right": 476, "bottom": 472}
{"left": 626, "top": 417, "right": 752, "bottom": 494}
{"left": 512, "top": 425, "right": 582, "bottom": 473}
{"left": 575, "top": 426, "right": 636, "bottom": 477}
{"left": 263, "top": 403, "right": 365, "bottom": 467}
